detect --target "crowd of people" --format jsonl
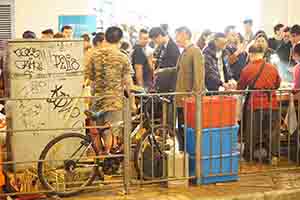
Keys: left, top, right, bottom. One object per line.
{"left": 21, "top": 19, "right": 300, "bottom": 163}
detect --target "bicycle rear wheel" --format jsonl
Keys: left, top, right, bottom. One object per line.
{"left": 134, "top": 126, "right": 179, "bottom": 180}
{"left": 37, "top": 133, "right": 99, "bottom": 197}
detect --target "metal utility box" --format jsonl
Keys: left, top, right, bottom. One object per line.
{"left": 6, "top": 40, "right": 85, "bottom": 170}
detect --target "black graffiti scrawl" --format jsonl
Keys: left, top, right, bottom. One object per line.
{"left": 14, "top": 47, "right": 43, "bottom": 74}
{"left": 46, "top": 84, "right": 80, "bottom": 118}
{"left": 53, "top": 54, "right": 80, "bottom": 72}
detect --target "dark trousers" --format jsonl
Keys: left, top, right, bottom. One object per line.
{"left": 243, "top": 109, "right": 280, "bottom": 162}
{"left": 177, "top": 108, "right": 185, "bottom": 151}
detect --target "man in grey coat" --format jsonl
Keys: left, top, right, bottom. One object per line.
{"left": 175, "top": 26, "right": 205, "bottom": 151}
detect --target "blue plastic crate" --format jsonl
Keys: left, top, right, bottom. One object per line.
{"left": 189, "top": 152, "right": 240, "bottom": 184}
{"left": 186, "top": 125, "right": 239, "bottom": 157}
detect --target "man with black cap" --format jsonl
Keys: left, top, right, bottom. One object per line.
{"left": 291, "top": 24, "right": 300, "bottom": 46}
{"left": 203, "top": 32, "right": 236, "bottom": 91}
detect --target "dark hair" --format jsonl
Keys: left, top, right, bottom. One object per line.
{"left": 92, "top": 32, "right": 105, "bottom": 46}
{"left": 274, "top": 24, "right": 284, "bottom": 34}
{"left": 214, "top": 32, "right": 226, "bottom": 39}
{"left": 160, "top": 24, "right": 169, "bottom": 34}
{"left": 283, "top": 26, "right": 290, "bottom": 33}
{"left": 175, "top": 26, "right": 192, "bottom": 39}
{"left": 149, "top": 27, "right": 166, "bottom": 39}
{"left": 105, "top": 26, "right": 123, "bottom": 44}
{"left": 255, "top": 30, "right": 268, "bottom": 41}
{"left": 291, "top": 25, "right": 300, "bottom": 35}
{"left": 224, "top": 25, "right": 236, "bottom": 35}
{"left": 42, "top": 29, "right": 54, "bottom": 35}
{"left": 294, "top": 43, "right": 300, "bottom": 56}
{"left": 61, "top": 25, "right": 73, "bottom": 32}
{"left": 80, "top": 33, "right": 90, "bottom": 42}
{"left": 53, "top": 32, "right": 64, "bottom": 38}
{"left": 120, "top": 41, "right": 130, "bottom": 51}
{"left": 248, "top": 45, "right": 264, "bottom": 54}
{"left": 243, "top": 19, "right": 253, "bottom": 25}
{"left": 140, "top": 29, "right": 148, "bottom": 35}
{"left": 22, "top": 31, "right": 36, "bottom": 39}
{"left": 201, "top": 29, "right": 212, "bottom": 38}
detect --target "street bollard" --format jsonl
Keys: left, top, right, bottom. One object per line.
{"left": 195, "top": 93, "right": 202, "bottom": 184}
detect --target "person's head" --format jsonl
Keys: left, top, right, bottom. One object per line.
{"left": 105, "top": 26, "right": 123, "bottom": 45}
{"left": 293, "top": 43, "right": 300, "bottom": 63}
{"left": 224, "top": 25, "right": 237, "bottom": 44}
{"left": 248, "top": 45, "right": 265, "bottom": 62}
{"left": 160, "top": 24, "right": 169, "bottom": 35}
{"left": 80, "top": 34, "right": 91, "bottom": 50}
{"left": 213, "top": 32, "right": 227, "bottom": 50}
{"left": 92, "top": 32, "right": 105, "bottom": 47}
{"left": 41, "top": 29, "right": 54, "bottom": 39}
{"left": 273, "top": 23, "right": 285, "bottom": 38}
{"left": 290, "top": 24, "right": 300, "bottom": 45}
{"left": 53, "top": 32, "right": 64, "bottom": 39}
{"left": 243, "top": 19, "right": 253, "bottom": 33}
{"left": 200, "top": 29, "right": 212, "bottom": 42}
{"left": 61, "top": 25, "right": 73, "bottom": 39}
{"left": 197, "top": 29, "right": 212, "bottom": 48}
{"left": 120, "top": 41, "right": 132, "bottom": 54}
{"left": 282, "top": 26, "right": 291, "bottom": 43}
{"left": 175, "top": 26, "right": 192, "bottom": 48}
{"left": 149, "top": 27, "right": 167, "bottom": 46}
{"left": 254, "top": 32, "right": 269, "bottom": 51}
{"left": 138, "top": 29, "right": 149, "bottom": 47}
{"left": 22, "top": 31, "right": 36, "bottom": 39}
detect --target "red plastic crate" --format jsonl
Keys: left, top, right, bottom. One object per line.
{"left": 184, "top": 96, "right": 237, "bottom": 129}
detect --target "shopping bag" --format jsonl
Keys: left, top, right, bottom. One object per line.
{"left": 285, "top": 95, "right": 298, "bottom": 135}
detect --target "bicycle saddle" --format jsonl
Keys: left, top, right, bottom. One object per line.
{"left": 84, "top": 110, "right": 106, "bottom": 121}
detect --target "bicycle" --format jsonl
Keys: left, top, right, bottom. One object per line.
{"left": 37, "top": 90, "right": 179, "bottom": 197}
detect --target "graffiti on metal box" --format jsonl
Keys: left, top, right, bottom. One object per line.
{"left": 46, "top": 84, "right": 80, "bottom": 118}
{"left": 14, "top": 47, "right": 43, "bottom": 74}
{"left": 53, "top": 54, "right": 80, "bottom": 72}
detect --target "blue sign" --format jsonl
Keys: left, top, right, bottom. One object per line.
{"left": 59, "top": 15, "right": 97, "bottom": 38}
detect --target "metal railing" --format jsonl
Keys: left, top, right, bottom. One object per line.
{"left": 0, "top": 89, "right": 300, "bottom": 197}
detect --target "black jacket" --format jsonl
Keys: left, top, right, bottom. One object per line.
{"left": 203, "top": 41, "right": 233, "bottom": 91}
{"left": 157, "top": 38, "right": 180, "bottom": 68}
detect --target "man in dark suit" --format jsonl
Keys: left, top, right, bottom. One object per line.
{"left": 149, "top": 27, "right": 180, "bottom": 69}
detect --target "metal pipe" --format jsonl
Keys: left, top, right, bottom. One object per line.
{"left": 195, "top": 93, "right": 202, "bottom": 184}
{"left": 123, "top": 97, "right": 131, "bottom": 194}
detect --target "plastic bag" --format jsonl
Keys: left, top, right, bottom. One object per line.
{"left": 285, "top": 95, "right": 298, "bottom": 135}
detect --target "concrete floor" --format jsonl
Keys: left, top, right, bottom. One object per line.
{"left": 65, "top": 169, "right": 300, "bottom": 200}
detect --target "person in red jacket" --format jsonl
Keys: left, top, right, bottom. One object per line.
{"left": 238, "top": 45, "right": 281, "bottom": 164}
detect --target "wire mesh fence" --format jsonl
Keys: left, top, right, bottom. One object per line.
{"left": 0, "top": 89, "right": 300, "bottom": 197}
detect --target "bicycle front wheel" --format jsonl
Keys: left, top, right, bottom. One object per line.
{"left": 37, "top": 133, "right": 99, "bottom": 197}
{"left": 134, "top": 126, "right": 179, "bottom": 180}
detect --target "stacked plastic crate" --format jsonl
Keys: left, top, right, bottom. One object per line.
{"left": 184, "top": 96, "right": 239, "bottom": 184}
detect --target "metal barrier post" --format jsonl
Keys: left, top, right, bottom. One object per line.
{"left": 123, "top": 97, "right": 131, "bottom": 194}
{"left": 195, "top": 93, "right": 202, "bottom": 184}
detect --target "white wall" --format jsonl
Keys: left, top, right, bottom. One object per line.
{"left": 288, "top": 0, "right": 300, "bottom": 26}
{"left": 13, "top": 0, "right": 300, "bottom": 38}
{"left": 260, "top": 0, "right": 288, "bottom": 35}
{"left": 14, "top": 0, "right": 94, "bottom": 38}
